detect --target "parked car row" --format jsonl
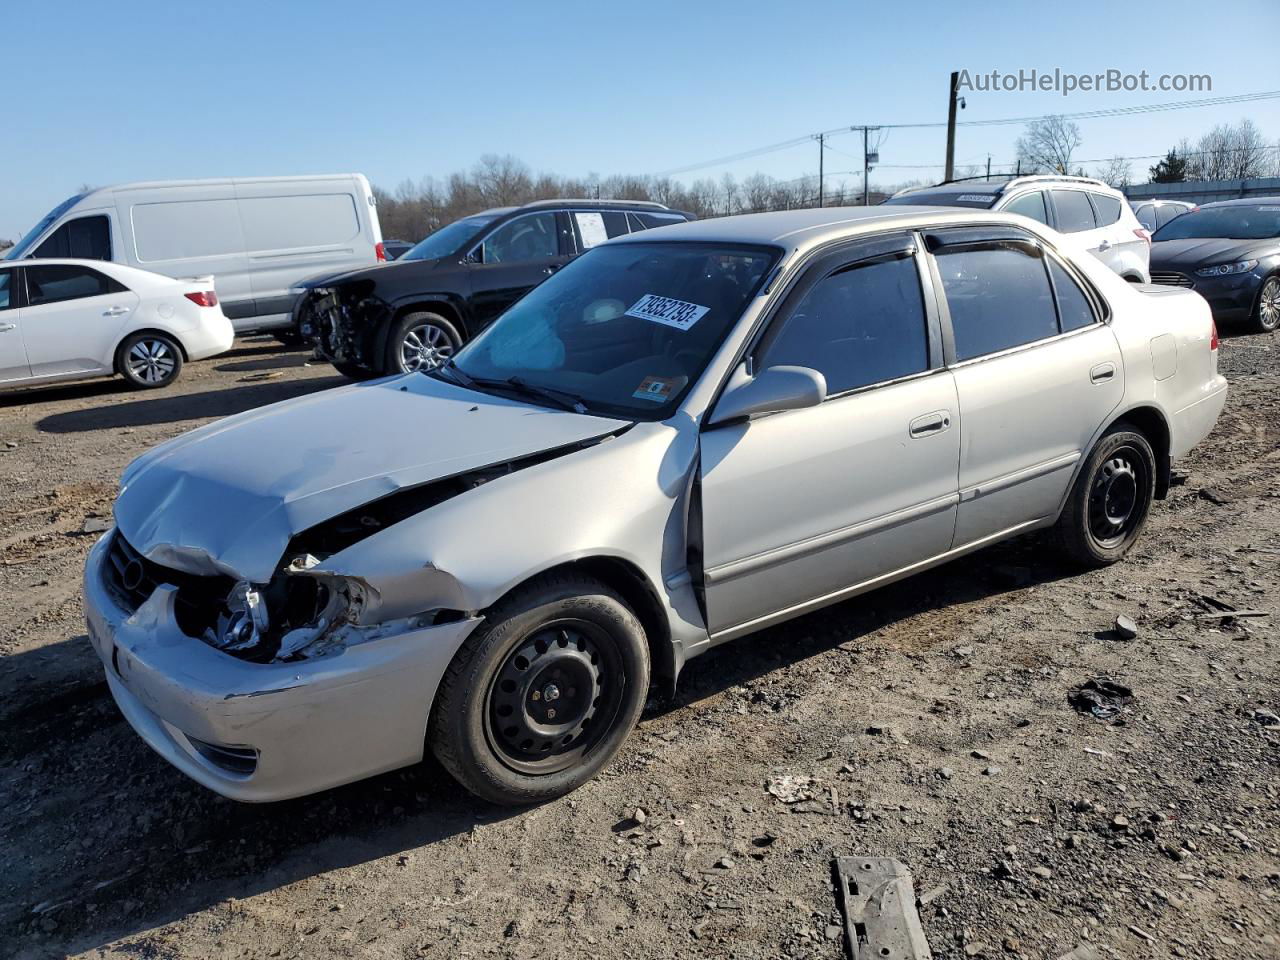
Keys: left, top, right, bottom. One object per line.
{"left": 86, "top": 204, "right": 1227, "bottom": 805}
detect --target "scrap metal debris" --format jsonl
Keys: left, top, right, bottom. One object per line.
{"left": 1067, "top": 678, "right": 1134, "bottom": 722}
{"left": 833, "top": 856, "right": 931, "bottom": 960}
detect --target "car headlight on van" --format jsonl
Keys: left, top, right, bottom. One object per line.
{"left": 1196, "top": 259, "right": 1258, "bottom": 278}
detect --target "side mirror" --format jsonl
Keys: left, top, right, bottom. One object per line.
{"left": 707, "top": 365, "right": 827, "bottom": 426}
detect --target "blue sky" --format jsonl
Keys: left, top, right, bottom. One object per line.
{"left": 5, "top": 0, "right": 1279, "bottom": 240}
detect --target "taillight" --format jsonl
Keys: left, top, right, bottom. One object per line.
{"left": 375, "top": 241, "right": 387, "bottom": 262}
{"left": 184, "top": 291, "right": 218, "bottom": 307}
{"left": 1210, "top": 318, "right": 1219, "bottom": 351}
{"left": 1134, "top": 228, "right": 1151, "bottom": 244}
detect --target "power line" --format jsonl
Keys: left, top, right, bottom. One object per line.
{"left": 652, "top": 90, "right": 1280, "bottom": 177}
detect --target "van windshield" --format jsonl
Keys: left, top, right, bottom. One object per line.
{"left": 5, "top": 194, "right": 86, "bottom": 260}
{"left": 401, "top": 215, "right": 499, "bottom": 262}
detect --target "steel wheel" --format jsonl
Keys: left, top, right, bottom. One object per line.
{"left": 483, "top": 618, "right": 623, "bottom": 776}
{"left": 124, "top": 337, "right": 179, "bottom": 385}
{"left": 1257, "top": 276, "right": 1280, "bottom": 332}
{"left": 399, "top": 322, "right": 454, "bottom": 372}
{"left": 1087, "top": 446, "right": 1147, "bottom": 549}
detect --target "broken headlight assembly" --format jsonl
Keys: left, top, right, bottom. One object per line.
{"left": 208, "top": 556, "right": 358, "bottom": 663}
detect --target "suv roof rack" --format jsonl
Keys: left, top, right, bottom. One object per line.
{"left": 1001, "top": 174, "right": 1112, "bottom": 190}
{"left": 520, "top": 198, "right": 671, "bottom": 211}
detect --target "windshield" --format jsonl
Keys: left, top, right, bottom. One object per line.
{"left": 1152, "top": 204, "right": 1280, "bottom": 242}
{"left": 401, "top": 214, "right": 499, "bottom": 261}
{"left": 4, "top": 193, "right": 85, "bottom": 260}
{"left": 445, "top": 241, "right": 779, "bottom": 419}
{"left": 882, "top": 190, "right": 999, "bottom": 208}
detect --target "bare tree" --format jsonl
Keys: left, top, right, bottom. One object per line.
{"left": 1015, "top": 117, "right": 1083, "bottom": 174}
{"left": 1096, "top": 156, "right": 1133, "bottom": 189}
{"left": 1186, "top": 120, "right": 1273, "bottom": 180}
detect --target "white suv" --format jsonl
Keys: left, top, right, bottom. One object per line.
{"left": 885, "top": 175, "right": 1151, "bottom": 282}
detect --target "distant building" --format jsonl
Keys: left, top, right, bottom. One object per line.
{"left": 1124, "top": 176, "right": 1280, "bottom": 204}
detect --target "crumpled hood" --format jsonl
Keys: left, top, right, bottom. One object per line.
{"left": 115, "top": 375, "right": 627, "bottom": 583}
{"left": 1150, "top": 237, "right": 1276, "bottom": 270}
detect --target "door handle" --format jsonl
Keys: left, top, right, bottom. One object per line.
{"left": 1090, "top": 362, "right": 1117, "bottom": 384}
{"left": 0, "top": 323, "right": 15, "bottom": 333}
{"left": 909, "top": 410, "right": 952, "bottom": 438}
{"left": 102, "top": 306, "right": 131, "bottom": 317}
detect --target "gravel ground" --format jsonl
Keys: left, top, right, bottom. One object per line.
{"left": 0, "top": 332, "right": 1277, "bottom": 960}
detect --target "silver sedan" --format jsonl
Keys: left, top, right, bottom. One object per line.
{"left": 85, "top": 207, "right": 1227, "bottom": 804}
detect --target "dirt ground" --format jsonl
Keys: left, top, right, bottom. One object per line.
{"left": 1, "top": 333, "right": 1277, "bottom": 960}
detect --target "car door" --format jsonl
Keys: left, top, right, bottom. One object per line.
{"left": 20, "top": 263, "right": 140, "bottom": 378}
{"left": 0, "top": 268, "right": 30, "bottom": 383}
{"left": 927, "top": 227, "right": 1123, "bottom": 547}
{"left": 698, "top": 234, "right": 960, "bottom": 637}
{"left": 465, "top": 211, "right": 573, "bottom": 330}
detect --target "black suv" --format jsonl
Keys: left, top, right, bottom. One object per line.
{"left": 294, "top": 199, "right": 694, "bottom": 378}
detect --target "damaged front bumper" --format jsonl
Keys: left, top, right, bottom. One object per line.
{"left": 84, "top": 532, "right": 481, "bottom": 801}
{"left": 297, "top": 286, "right": 389, "bottom": 369}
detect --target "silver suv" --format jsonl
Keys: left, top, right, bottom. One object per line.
{"left": 885, "top": 175, "right": 1151, "bottom": 282}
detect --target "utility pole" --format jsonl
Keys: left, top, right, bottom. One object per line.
{"left": 944, "top": 70, "right": 960, "bottom": 181}
{"left": 986, "top": 154, "right": 991, "bottom": 180}
{"left": 816, "top": 133, "right": 825, "bottom": 207}
{"left": 863, "top": 126, "right": 870, "bottom": 205}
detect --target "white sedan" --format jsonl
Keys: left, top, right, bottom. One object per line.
{"left": 0, "top": 258, "right": 233, "bottom": 390}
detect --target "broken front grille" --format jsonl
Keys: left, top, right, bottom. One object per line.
{"left": 103, "top": 532, "right": 234, "bottom": 639}
{"left": 1151, "top": 271, "right": 1195, "bottom": 288}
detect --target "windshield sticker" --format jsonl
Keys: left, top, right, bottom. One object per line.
{"left": 625, "top": 294, "right": 710, "bottom": 331}
{"left": 633, "top": 375, "right": 681, "bottom": 403}
{"left": 955, "top": 194, "right": 996, "bottom": 203}
{"left": 575, "top": 212, "right": 609, "bottom": 249}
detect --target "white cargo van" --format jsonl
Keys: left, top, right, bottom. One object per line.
{"left": 3, "top": 174, "right": 384, "bottom": 333}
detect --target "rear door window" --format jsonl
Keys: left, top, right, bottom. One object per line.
{"left": 573, "top": 211, "right": 630, "bottom": 250}
{"left": 1089, "top": 193, "right": 1122, "bottom": 227}
{"left": 1048, "top": 258, "right": 1097, "bottom": 332}
{"left": 764, "top": 254, "right": 930, "bottom": 394}
{"left": 1051, "top": 191, "right": 1098, "bottom": 233}
{"left": 33, "top": 215, "right": 113, "bottom": 260}
{"left": 935, "top": 243, "right": 1059, "bottom": 360}
{"left": 25, "top": 264, "right": 125, "bottom": 306}
{"left": 1002, "top": 191, "right": 1050, "bottom": 225}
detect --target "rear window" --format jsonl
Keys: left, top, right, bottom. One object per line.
{"left": 133, "top": 199, "right": 244, "bottom": 262}
{"left": 239, "top": 194, "right": 360, "bottom": 251}
{"left": 882, "top": 191, "right": 999, "bottom": 208}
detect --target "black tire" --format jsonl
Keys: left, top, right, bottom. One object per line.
{"left": 1055, "top": 424, "right": 1156, "bottom": 568}
{"left": 116, "top": 332, "right": 184, "bottom": 389}
{"left": 429, "top": 573, "right": 650, "bottom": 806}
{"left": 385, "top": 311, "right": 462, "bottom": 375}
{"left": 1250, "top": 274, "right": 1279, "bottom": 334}
{"left": 332, "top": 360, "right": 380, "bottom": 381}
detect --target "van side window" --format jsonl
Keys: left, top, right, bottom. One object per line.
{"left": 764, "top": 255, "right": 930, "bottom": 394}
{"left": 33, "top": 215, "right": 112, "bottom": 261}
{"left": 935, "top": 243, "right": 1058, "bottom": 361}
{"left": 25, "top": 264, "right": 125, "bottom": 306}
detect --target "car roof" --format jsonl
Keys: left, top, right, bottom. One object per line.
{"left": 1199, "top": 196, "right": 1280, "bottom": 208}
{"left": 609, "top": 206, "right": 1043, "bottom": 257}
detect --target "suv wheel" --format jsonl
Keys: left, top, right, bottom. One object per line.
{"left": 1252, "top": 275, "right": 1280, "bottom": 334}
{"left": 429, "top": 573, "right": 650, "bottom": 805}
{"left": 387, "top": 312, "right": 461, "bottom": 374}
{"left": 1055, "top": 425, "right": 1156, "bottom": 567}
{"left": 117, "top": 332, "right": 183, "bottom": 389}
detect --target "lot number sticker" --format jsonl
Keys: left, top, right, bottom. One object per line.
{"left": 633, "top": 375, "right": 681, "bottom": 403}
{"left": 625, "top": 294, "right": 710, "bottom": 331}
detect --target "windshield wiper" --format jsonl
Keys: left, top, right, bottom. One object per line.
{"left": 430, "top": 357, "right": 475, "bottom": 387}
{"left": 467, "top": 375, "right": 591, "bottom": 414}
